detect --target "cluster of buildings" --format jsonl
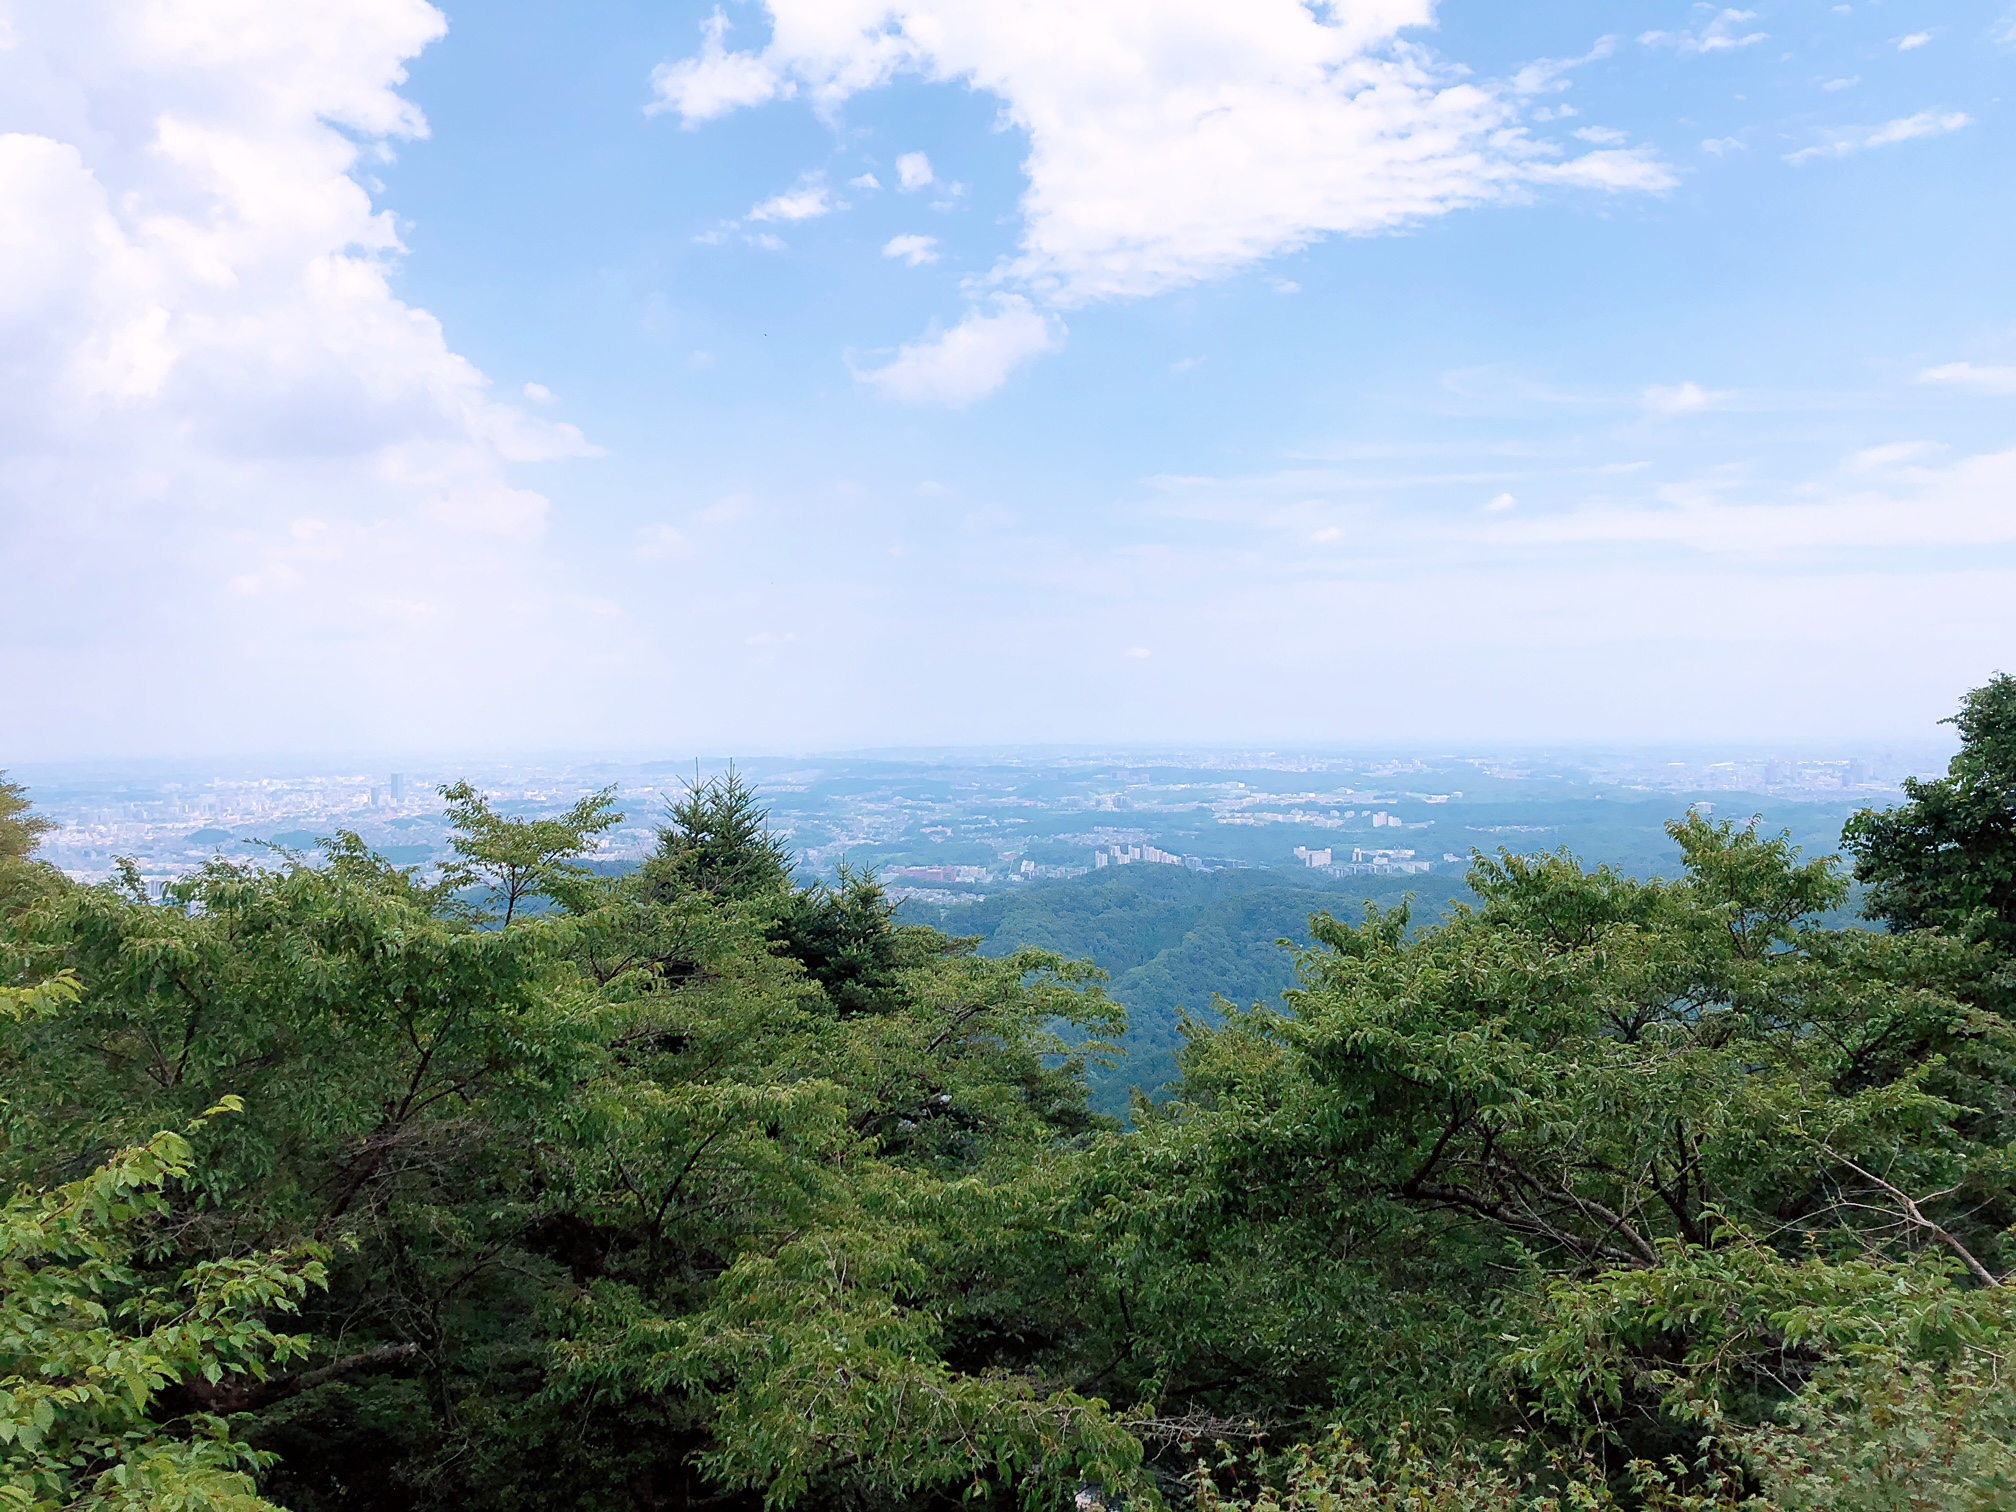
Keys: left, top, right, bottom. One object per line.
{"left": 886, "top": 864, "right": 991, "bottom": 884}
{"left": 1298, "top": 845, "right": 1437, "bottom": 878}
{"left": 1092, "top": 843, "right": 1202, "bottom": 870}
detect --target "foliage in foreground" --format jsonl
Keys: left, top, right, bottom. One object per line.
{"left": 0, "top": 1089, "right": 323, "bottom": 1512}
{"left": 0, "top": 677, "right": 2013, "bottom": 1512}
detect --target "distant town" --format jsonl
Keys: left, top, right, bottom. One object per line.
{"left": 9, "top": 744, "right": 1937, "bottom": 905}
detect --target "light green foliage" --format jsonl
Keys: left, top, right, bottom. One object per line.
{"left": 1520, "top": 1234, "right": 2016, "bottom": 1511}
{"left": 0, "top": 1101, "right": 325, "bottom": 1512}
{"left": 1190, "top": 1428, "right": 1628, "bottom": 1512}
{"left": 438, "top": 781, "right": 623, "bottom": 924}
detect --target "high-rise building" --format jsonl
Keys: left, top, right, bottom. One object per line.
{"left": 389, "top": 772, "right": 406, "bottom": 802}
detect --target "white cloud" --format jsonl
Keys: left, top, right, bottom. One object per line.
{"left": 1641, "top": 381, "right": 1726, "bottom": 415}
{"left": 523, "top": 381, "right": 554, "bottom": 402}
{"left": 883, "top": 233, "right": 940, "bottom": 266}
{"left": 1821, "top": 76, "right": 1859, "bottom": 91}
{"left": 1850, "top": 441, "right": 1943, "bottom": 472}
{"left": 896, "top": 151, "right": 935, "bottom": 191}
{"left": 1640, "top": 10, "right": 1768, "bottom": 55}
{"left": 748, "top": 172, "right": 835, "bottom": 221}
{"left": 1486, "top": 492, "right": 1517, "bottom": 512}
{"left": 1867, "top": 111, "right": 1969, "bottom": 147}
{"left": 1527, "top": 148, "right": 1676, "bottom": 192}
{"left": 0, "top": 0, "right": 597, "bottom": 748}
{"left": 649, "top": 9, "right": 787, "bottom": 122}
{"left": 635, "top": 524, "right": 693, "bottom": 560}
{"left": 1498, "top": 447, "right": 2016, "bottom": 554}
{"left": 1510, "top": 36, "right": 1615, "bottom": 97}
{"left": 849, "top": 171, "right": 882, "bottom": 188}
{"left": 1573, "top": 125, "right": 1629, "bottom": 145}
{"left": 1897, "top": 32, "right": 1932, "bottom": 50}
{"left": 1786, "top": 110, "right": 1970, "bottom": 164}
{"left": 1702, "top": 136, "right": 1746, "bottom": 154}
{"left": 1919, "top": 361, "right": 2016, "bottom": 395}
{"left": 651, "top": 2, "right": 1675, "bottom": 307}
{"left": 856, "top": 296, "right": 1064, "bottom": 406}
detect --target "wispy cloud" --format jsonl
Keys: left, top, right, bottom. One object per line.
{"left": 1641, "top": 10, "right": 1768, "bottom": 55}
{"left": 1897, "top": 31, "right": 1933, "bottom": 50}
{"left": 855, "top": 297, "right": 1064, "bottom": 407}
{"left": 1919, "top": 361, "right": 2016, "bottom": 395}
{"left": 1511, "top": 36, "right": 1617, "bottom": 96}
{"left": 1786, "top": 110, "right": 1970, "bottom": 164}
{"left": 1642, "top": 382, "right": 1729, "bottom": 415}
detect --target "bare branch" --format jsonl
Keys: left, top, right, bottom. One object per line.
{"left": 1829, "top": 1151, "right": 2002, "bottom": 1288}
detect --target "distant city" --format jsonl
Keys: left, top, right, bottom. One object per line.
{"left": 8, "top": 743, "right": 1946, "bottom": 903}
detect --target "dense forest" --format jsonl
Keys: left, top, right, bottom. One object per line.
{"left": 903, "top": 868, "right": 1474, "bottom": 1116}
{"left": 6, "top": 678, "right": 2016, "bottom": 1512}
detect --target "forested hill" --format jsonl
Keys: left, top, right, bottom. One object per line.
{"left": 902, "top": 866, "right": 1473, "bottom": 1112}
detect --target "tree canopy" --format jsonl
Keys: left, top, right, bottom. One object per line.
{"left": 5, "top": 687, "right": 2016, "bottom": 1512}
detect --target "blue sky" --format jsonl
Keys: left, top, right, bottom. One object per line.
{"left": 1, "top": 0, "right": 2012, "bottom": 759}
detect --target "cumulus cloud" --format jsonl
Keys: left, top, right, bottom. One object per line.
{"left": 855, "top": 297, "right": 1064, "bottom": 406}
{"left": 0, "top": 0, "right": 596, "bottom": 747}
{"left": 649, "top": 10, "right": 787, "bottom": 122}
{"left": 896, "top": 151, "right": 935, "bottom": 191}
{"left": 1786, "top": 110, "right": 1970, "bottom": 164}
{"left": 883, "top": 233, "right": 940, "bottom": 266}
{"left": 1919, "top": 361, "right": 2016, "bottom": 395}
{"left": 651, "top": 0, "right": 1675, "bottom": 307}
{"left": 1897, "top": 32, "right": 1933, "bottom": 50}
